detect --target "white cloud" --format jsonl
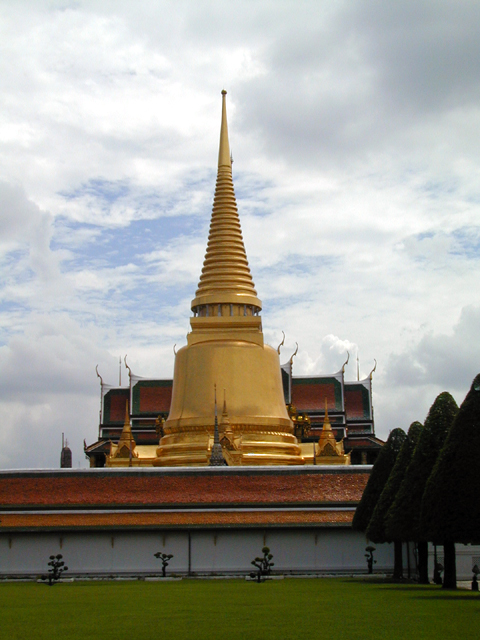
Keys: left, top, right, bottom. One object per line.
{"left": 386, "top": 305, "right": 480, "bottom": 390}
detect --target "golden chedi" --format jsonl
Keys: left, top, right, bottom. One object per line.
{"left": 154, "top": 91, "right": 303, "bottom": 466}
{"left": 314, "top": 400, "right": 350, "bottom": 465}
{"left": 107, "top": 401, "right": 157, "bottom": 467}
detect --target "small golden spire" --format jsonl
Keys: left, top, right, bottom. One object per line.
{"left": 323, "top": 397, "right": 330, "bottom": 428}
{"left": 113, "top": 400, "right": 137, "bottom": 460}
{"left": 318, "top": 398, "right": 335, "bottom": 445}
{"left": 219, "top": 390, "right": 235, "bottom": 451}
{"left": 316, "top": 398, "right": 337, "bottom": 456}
{"left": 123, "top": 401, "right": 132, "bottom": 433}
{"left": 316, "top": 396, "right": 349, "bottom": 462}
{"left": 220, "top": 389, "right": 231, "bottom": 429}
{"left": 210, "top": 384, "right": 227, "bottom": 466}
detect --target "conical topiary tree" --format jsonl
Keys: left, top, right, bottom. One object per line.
{"left": 367, "top": 422, "right": 422, "bottom": 542}
{"left": 386, "top": 392, "right": 458, "bottom": 584}
{"left": 352, "top": 428, "right": 407, "bottom": 576}
{"left": 367, "top": 422, "right": 422, "bottom": 578}
{"left": 421, "top": 375, "right": 480, "bottom": 589}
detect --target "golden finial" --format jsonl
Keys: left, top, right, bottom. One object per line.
{"left": 220, "top": 389, "right": 232, "bottom": 431}
{"left": 124, "top": 355, "right": 132, "bottom": 380}
{"left": 96, "top": 365, "right": 104, "bottom": 427}
{"left": 342, "top": 351, "right": 350, "bottom": 373}
{"left": 223, "top": 388, "right": 227, "bottom": 415}
{"left": 369, "top": 359, "right": 377, "bottom": 380}
{"left": 218, "top": 89, "right": 231, "bottom": 168}
{"left": 289, "top": 342, "right": 299, "bottom": 364}
{"left": 277, "top": 331, "right": 285, "bottom": 354}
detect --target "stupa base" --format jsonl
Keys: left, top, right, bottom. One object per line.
{"left": 153, "top": 429, "right": 305, "bottom": 466}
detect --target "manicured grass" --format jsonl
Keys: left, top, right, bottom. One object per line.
{"left": 0, "top": 578, "right": 478, "bottom": 640}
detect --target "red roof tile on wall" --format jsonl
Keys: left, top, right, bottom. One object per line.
{"left": 0, "top": 510, "right": 354, "bottom": 529}
{"left": 0, "top": 469, "right": 369, "bottom": 508}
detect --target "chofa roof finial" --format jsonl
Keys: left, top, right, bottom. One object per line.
{"left": 277, "top": 331, "right": 285, "bottom": 355}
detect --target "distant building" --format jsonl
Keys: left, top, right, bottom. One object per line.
{"left": 60, "top": 434, "right": 72, "bottom": 468}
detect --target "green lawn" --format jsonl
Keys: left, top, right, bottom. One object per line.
{"left": 0, "top": 578, "right": 478, "bottom": 640}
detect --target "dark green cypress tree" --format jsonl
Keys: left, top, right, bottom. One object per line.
{"left": 421, "top": 374, "right": 480, "bottom": 589}
{"left": 367, "top": 421, "right": 422, "bottom": 543}
{"left": 386, "top": 392, "right": 458, "bottom": 583}
{"left": 352, "top": 428, "right": 407, "bottom": 577}
{"left": 352, "top": 428, "right": 407, "bottom": 532}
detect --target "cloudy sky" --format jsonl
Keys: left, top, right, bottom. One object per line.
{"left": 1, "top": 0, "right": 479, "bottom": 468}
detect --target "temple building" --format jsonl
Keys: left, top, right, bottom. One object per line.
{"left": 86, "top": 360, "right": 381, "bottom": 467}
{"left": 85, "top": 91, "right": 383, "bottom": 469}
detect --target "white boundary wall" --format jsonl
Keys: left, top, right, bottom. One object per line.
{"left": 1, "top": 530, "right": 477, "bottom": 579}
{"left": 430, "top": 544, "right": 480, "bottom": 581}
{"left": 0, "top": 528, "right": 394, "bottom": 577}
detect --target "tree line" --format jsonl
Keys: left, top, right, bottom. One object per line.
{"left": 352, "top": 372, "right": 480, "bottom": 589}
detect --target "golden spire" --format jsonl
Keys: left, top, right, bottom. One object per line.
{"left": 318, "top": 398, "right": 337, "bottom": 452}
{"left": 191, "top": 90, "right": 261, "bottom": 311}
{"left": 323, "top": 397, "right": 331, "bottom": 429}
{"left": 113, "top": 400, "right": 137, "bottom": 460}
{"left": 220, "top": 389, "right": 231, "bottom": 430}
{"left": 155, "top": 90, "right": 303, "bottom": 468}
{"left": 209, "top": 385, "right": 227, "bottom": 466}
{"left": 316, "top": 397, "right": 349, "bottom": 462}
{"left": 218, "top": 90, "right": 231, "bottom": 168}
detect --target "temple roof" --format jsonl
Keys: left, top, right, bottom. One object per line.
{"left": 344, "top": 383, "right": 372, "bottom": 420}
{"left": 291, "top": 376, "right": 343, "bottom": 412}
{"left": 344, "top": 436, "right": 384, "bottom": 449}
{"left": 102, "top": 388, "right": 129, "bottom": 424}
{"left": 131, "top": 378, "right": 172, "bottom": 415}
